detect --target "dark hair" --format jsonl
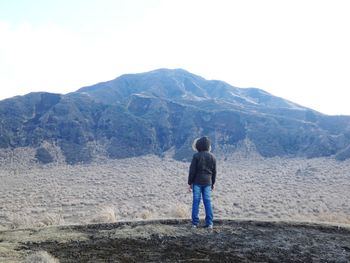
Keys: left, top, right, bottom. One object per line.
{"left": 195, "top": 136, "right": 211, "bottom": 152}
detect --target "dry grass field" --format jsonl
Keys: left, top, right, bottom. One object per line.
{"left": 1, "top": 150, "right": 349, "bottom": 230}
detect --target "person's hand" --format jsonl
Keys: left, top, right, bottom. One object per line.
{"left": 188, "top": 185, "right": 192, "bottom": 192}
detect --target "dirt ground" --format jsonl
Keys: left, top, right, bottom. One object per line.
{"left": 1, "top": 219, "right": 349, "bottom": 262}
{"left": 1, "top": 153, "right": 350, "bottom": 262}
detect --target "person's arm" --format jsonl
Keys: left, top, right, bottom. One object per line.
{"left": 188, "top": 155, "right": 197, "bottom": 185}
{"left": 211, "top": 156, "right": 216, "bottom": 190}
{"left": 188, "top": 184, "right": 193, "bottom": 192}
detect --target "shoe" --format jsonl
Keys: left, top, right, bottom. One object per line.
{"left": 204, "top": 225, "right": 213, "bottom": 229}
{"left": 192, "top": 224, "right": 198, "bottom": 229}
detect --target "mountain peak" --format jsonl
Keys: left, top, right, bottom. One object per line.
{"left": 76, "top": 68, "right": 306, "bottom": 112}
{"left": 1, "top": 68, "right": 350, "bottom": 164}
{"left": 145, "top": 68, "right": 192, "bottom": 74}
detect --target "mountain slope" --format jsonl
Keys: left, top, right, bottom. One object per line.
{"left": 1, "top": 68, "right": 350, "bottom": 164}
{"left": 77, "top": 68, "right": 305, "bottom": 111}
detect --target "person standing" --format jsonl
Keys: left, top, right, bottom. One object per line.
{"left": 188, "top": 136, "right": 217, "bottom": 228}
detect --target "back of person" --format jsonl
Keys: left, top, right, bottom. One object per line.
{"left": 190, "top": 151, "right": 216, "bottom": 186}
{"left": 188, "top": 136, "right": 217, "bottom": 229}
{"left": 188, "top": 137, "right": 216, "bottom": 187}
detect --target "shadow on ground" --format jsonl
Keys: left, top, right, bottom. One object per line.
{"left": 1, "top": 219, "right": 350, "bottom": 262}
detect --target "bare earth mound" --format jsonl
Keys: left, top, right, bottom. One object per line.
{"left": 1, "top": 219, "right": 349, "bottom": 262}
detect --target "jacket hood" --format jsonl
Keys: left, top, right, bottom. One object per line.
{"left": 194, "top": 136, "right": 211, "bottom": 152}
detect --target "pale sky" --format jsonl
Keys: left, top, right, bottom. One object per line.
{"left": 0, "top": 0, "right": 349, "bottom": 115}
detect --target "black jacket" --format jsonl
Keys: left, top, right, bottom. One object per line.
{"left": 188, "top": 137, "right": 217, "bottom": 186}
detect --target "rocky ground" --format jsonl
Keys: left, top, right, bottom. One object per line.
{"left": 0, "top": 219, "right": 349, "bottom": 262}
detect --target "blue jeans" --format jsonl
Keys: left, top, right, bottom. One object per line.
{"left": 192, "top": 184, "right": 213, "bottom": 226}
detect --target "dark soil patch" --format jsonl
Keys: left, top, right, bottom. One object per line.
{"left": 17, "top": 219, "right": 350, "bottom": 262}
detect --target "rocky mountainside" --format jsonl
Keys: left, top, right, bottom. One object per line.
{"left": 1, "top": 68, "right": 350, "bottom": 164}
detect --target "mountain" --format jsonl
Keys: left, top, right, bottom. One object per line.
{"left": 1, "top": 68, "right": 350, "bottom": 164}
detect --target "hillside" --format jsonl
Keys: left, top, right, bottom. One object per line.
{"left": 1, "top": 68, "right": 350, "bottom": 164}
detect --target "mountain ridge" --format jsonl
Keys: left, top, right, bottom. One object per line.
{"left": 1, "top": 68, "right": 350, "bottom": 164}
{"left": 77, "top": 68, "right": 307, "bottom": 111}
